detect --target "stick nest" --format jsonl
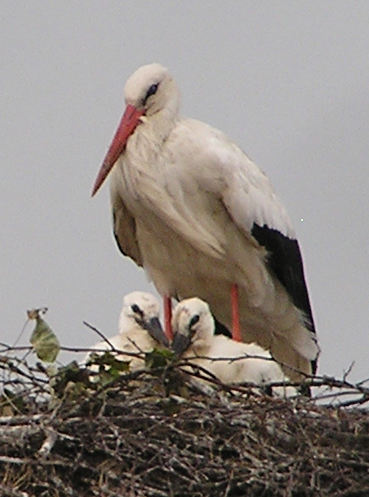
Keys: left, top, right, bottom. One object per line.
{"left": 1, "top": 349, "right": 369, "bottom": 497}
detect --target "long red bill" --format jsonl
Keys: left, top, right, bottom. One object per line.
{"left": 91, "top": 104, "right": 145, "bottom": 196}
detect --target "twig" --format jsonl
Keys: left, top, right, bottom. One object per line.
{"left": 83, "top": 321, "right": 116, "bottom": 349}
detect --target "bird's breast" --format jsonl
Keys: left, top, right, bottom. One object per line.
{"left": 112, "top": 129, "right": 271, "bottom": 313}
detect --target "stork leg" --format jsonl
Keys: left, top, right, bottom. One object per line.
{"left": 231, "top": 284, "right": 241, "bottom": 342}
{"left": 164, "top": 296, "right": 173, "bottom": 341}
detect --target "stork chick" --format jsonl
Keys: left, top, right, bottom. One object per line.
{"left": 86, "top": 291, "right": 168, "bottom": 372}
{"left": 172, "top": 298, "right": 296, "bottom": 397}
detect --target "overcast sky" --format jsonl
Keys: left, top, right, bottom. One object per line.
{"left": 1, "top": 2, "right": 368, "bottom": 382}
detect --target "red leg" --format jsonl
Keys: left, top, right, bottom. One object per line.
{"left": 164, "top": 296, "right": 173, "bottom": 341}
{"left": 231, "top": 284, "right": 241, "bottom": 342}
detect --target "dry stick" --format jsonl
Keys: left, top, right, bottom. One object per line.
{"left": 0, "top": 344, "right": 33, "bottom": 353}
{"left": 83, "top": 320, "right": 116, "bottom": 350}
{"left": 60, "top": 345, "right": 146, "bottom": 360}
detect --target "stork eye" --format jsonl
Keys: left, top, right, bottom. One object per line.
{"left": 189, "top": 314, "right": 200, "bottom": 328}
{"left": 131, "top": 304, "right": 141, "bottom": 314}
{"left": 143, "top": 83, "right": 159, "bottom": 105}
{"left": 147, "top": 83, "right": 159, "bottom": 97}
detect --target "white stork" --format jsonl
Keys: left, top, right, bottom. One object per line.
{"left": 85, "top": 291, "right": 168, "bottom": 371}
{"left": 171, "top": 298, "right": 296, "bottom": 397}
{"left": 92, "top": 63, "right": 319, "bottom": 381}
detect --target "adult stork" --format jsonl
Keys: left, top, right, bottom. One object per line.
{"left": 92, "top": 63, "right": 319, "bottom": 381}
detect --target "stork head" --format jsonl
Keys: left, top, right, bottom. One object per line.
{"left": 124, "top": 63, "right": 179, "bottom": 117}
{"left": 92, "top": 63, "right": 180, "bottom": 196}
{"left": 119, "top": 291, "right": 169, "bottom": 347}
{"left": 171, "top": 298, "right": 215, "bottom": 356}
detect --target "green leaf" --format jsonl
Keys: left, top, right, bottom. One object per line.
{"left": 145, "top": 348, "right": 175, "bottom": 370}
{"left": 28, "top": 308, "right": 60, "bottom": 363}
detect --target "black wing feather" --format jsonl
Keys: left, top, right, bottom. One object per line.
{"left": 213, "top": 317, "right": 232, "bottom": 338}
{"left": 251, "top": 223, "right": 316, "bottom": 335}
{"left": 252, "top": 223, "right": 317, "bottom": 374}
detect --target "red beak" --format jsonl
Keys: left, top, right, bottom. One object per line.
{"left": 91, "top": 104, "right": 145, "bottom": 196}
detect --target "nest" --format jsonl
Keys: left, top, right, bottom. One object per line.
{"left": 1, "top": 346, "right": 369, "bottom": 497}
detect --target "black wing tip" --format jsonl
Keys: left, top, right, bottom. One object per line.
{"left": 252, "top": 222, "right": 317, "bottom": 336}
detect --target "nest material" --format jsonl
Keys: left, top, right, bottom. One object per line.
{"left": 0, "top": 351, "right": 369, "bottom": 497}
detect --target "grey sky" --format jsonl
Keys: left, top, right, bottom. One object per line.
{"left": 1, "top": 2, "right": 368, "bottom": 382}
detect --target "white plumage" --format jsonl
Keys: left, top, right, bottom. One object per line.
{"left": 172, "top": 298, "right": 296, "bottom": 397}
{"left": 85, "top": 291, "right": 168, "bottom": 371}
{"left": 92, "top": 63, "right": 319, "bottom": 380}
